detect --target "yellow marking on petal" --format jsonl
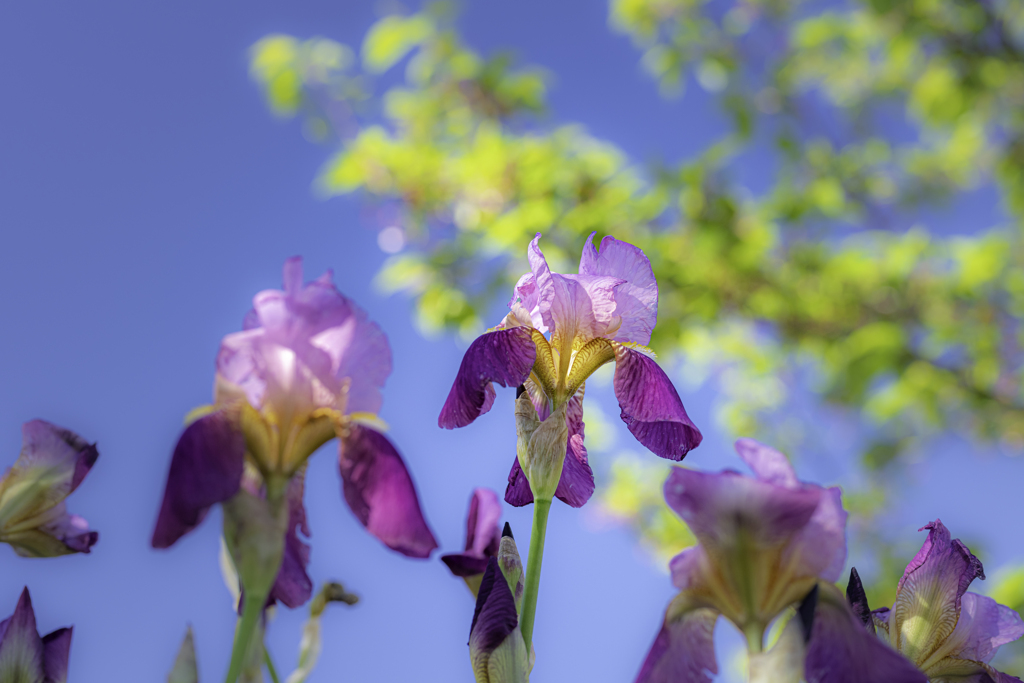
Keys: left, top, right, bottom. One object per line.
{"left": 349, "top": 412, "right": 389, "bottom": 432}
{"left": 183, "top": 404, "right": 217, "bottom": 426}
{"left": 565, "top": 337, "right": 615, "bottom": 399}
{"left": 530, "top": 330, "right": 560, "bottom": 399}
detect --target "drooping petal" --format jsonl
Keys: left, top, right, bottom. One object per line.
{"left": 613, "top": 346, "right": 701, "bottom": 460}
{"left": 338, "top": 425, "right": 437, "bottom": 558}
{"left": 441, "top": 488, "right": 502, "bottom": 579}
{"left": 891, "top": 520, "right": 985, "bottom": 666}
{"left": 0, "top": 588, "right": 44, "bottom": 683}
{"left": 438, "top": 327, "right": 537, "bottom": 429}
{"left": 151, "top": 411, "right": 245, "bottom": 549}
{"left": 663, "top": 467, "right": 821, "bottom": 548}
{"left": 634, "top": 595, "right": 718, "bottom": 683}
{"left": 805, "top": 583, "right": 928, "bottom": 683}
{"left": 932, "top": 591, "right": 1024, "bottom": 665}
{"left": 41, "top": 627, "right": 72, "bottom": 683}
{"left": 579, "top": 233, "right": 659, "bottom": 345}
{"left": 268, "top": 473, "right": 313, "bottom": 609}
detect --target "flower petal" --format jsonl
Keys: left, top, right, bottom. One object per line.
{"left": 151, "top": 411, "right": 245, "bottom": 549}
{"left": 465, "top": 488, "right": 502, "bottom": 557}
{"left": 268, "top": 473, "right": 313, "bottom": 609}
{"left": 734, "top": 438, "right": 798, "bottom": 487}
{"left": 634, "top": 595, "right": 718, "bottom": 683}
{"left": 932, "top": 591, "right": 1024, "bottom": 666}
{"left": 470, "top": 557, "right": 527, "bottom": 682}
{"left": 579, "top": 233, "right": 658, "bottom": 345}
{"left": 41, "top": 627, "right": 72, "bottom": 683}
{"left": 845, "top": 568, "right": 875, "bottom": 634}
{"left": 805, "top": 583, "right": 928, "bottom": 683}
{"left": 2, "top": 504, "right": 98, "bottom": 557}
{"left": 0, "top": 588, "right": 44, "bottom": 682}
{"left": 663, "top": 467, "right": 821, "bottom": 548}
{"left": 338, "top": 425, "right": 437, "bottom": 558}
{"left": 438, "top": 327, "right": 537, "bottom": 429}
{"left": 891, "top": 520, "right": 985, "bottom": 666}
{"left": 786, "top": 485, "right": 848, "bottom": 583}
{"left": 614, "top": 346, "right": 701, "bottom": 460}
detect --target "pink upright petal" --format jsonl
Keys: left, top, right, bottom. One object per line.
{"left": 151, "top": 411, "right": 245, "bottom": 548}
{"left": 438, "top": 327, "right": 537, "bottom": 429}
{"left": 338, "top": 426, "right": 437, "bottom": 558}
{"left": 634, "top": 605, "right": 718, "bottom": 683}
{"left": 579, "top": 233, "right": 658, "bottom": 345}
{"left": 614, "top": 346, "right": 701, "bottom": 460}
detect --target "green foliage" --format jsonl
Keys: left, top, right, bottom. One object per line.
{"left": 251, "top": 3, "right": 1024, "bottom": 575}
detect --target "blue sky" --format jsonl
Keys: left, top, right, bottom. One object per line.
{"left": 0, "top": 2, "right": 1020, "bottom": 682}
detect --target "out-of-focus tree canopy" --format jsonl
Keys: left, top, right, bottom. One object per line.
{"left": 249, "top": 1, "right": 1024, "bottom": 663}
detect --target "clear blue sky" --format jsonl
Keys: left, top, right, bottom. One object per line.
{"left": 0, "top": 2, "right": 1019, "bottom": 682}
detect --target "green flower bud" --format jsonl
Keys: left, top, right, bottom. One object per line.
{"left": 514, "top": 397, "right": 567, "bottom": 502}
{"left": 222, "top": 484, "right": 288, "bottom": 601}
{"left": 497, "top": 523, "right": 524, "bottom": 614}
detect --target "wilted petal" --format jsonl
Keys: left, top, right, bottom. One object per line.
{"left": 891, "top": 520, "right": 985, "bottom": 665}
{"left": 663, "top": 467, "right": 820, "bottom": 548}
{"left": 268, "top": 473, "right": 313, "bottom": 608}
{"left": 2, "top": 504, "right": 98, "bottom": 557}
{"left": 579, "top": 233, "right": 658, "bottom": 345}
{"left": 41, "top": 627, "right": 71, "bottom": 683}
{"left": 338, "top": 425, "right": 437, "bottom": 558}
{"left": 805, "top": 583, "right": 927, "bottom": 683}
{"left": 151, "top": 411, "right": 245, "bottom": 549}
{"left": 614, "top": 346, "right": 701, "bottom": 460}
{"left": 439, "top": 327, "right": 537, "bottom": 429}
{"left": 0, "top": 588, "right": 44, "bottom": 683}
{"left": 635, "top": 595, "right": 718, "bottom": 683}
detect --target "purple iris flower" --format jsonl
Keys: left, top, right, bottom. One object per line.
{"left": 152, "top": 257, "right": 437, "bottom": 608}
{"left": 636, "top": 438, "right": 847, "bottom": 682}
{"left": 0, "top": 420, "right": 99, "bottom": 557}
{"left": 439, "top": 233, "right": 701, "bottom": 507}
{"left": 441, "top": 488, "right": 503, "bottom": 594}
{"left": 0, "top": 588, "right": 72, "bottom": 683}
{"left": 829, "top": 520, "right": 1024, "bottom": 683}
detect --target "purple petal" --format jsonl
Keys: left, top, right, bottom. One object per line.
{"left": 151, "top": 411, "right": 245, "bottom": 549}
{"left": 734, "top": 438, "right": 799, "bottom": 487}
{"left": 614, "top": 346, "right": 701, "bottom": 460}
{"left": 668, "top": 546, "right": 711, "bottom": 592}
{"left": 0, "top": 588, "right": 44, "bottom": 681}
{"left": 891, "top": 520, "right": 985, "bottom": 664}
{"left": 846, "top": 568, "right": 874, "bottom": 633}
{"left": 786, "top": 485, "right": 848, "bottom": 583}
{"left": 939, "top": 592, "right": 1024, "bottom": 665}
{"left": 579, "top": 233, "right": 659, "bottom": 345}
{"left": 464, "top": 488, "right": 502, "bottom": 557}
{"left": 41, "top": 627, "right": 71, "bottom": 683}
{"left": 441, "top": 553, "right": 490, "bottom": 578}
{"left": 338, "top": 426, "right": 437, "bottom": 558}
{"left": 635, "top": 600, "right": 718, "bottom": 683}
{"left": 663, "top": 467, "right": 821, "bottom": 547}
{"left": 268, "top": 474, "right": 313, "bottom": 609}
{"left": 2, "top": 505, "right": 99, "bottom": 557}
{"left": 805, "top": 584, "right": 927, "bottom": 683}
{"left": 469, "top": 557, "right": 519, "bottom": 658}
{"left": 438, "top": 327, "right": 537, "bottom": 429}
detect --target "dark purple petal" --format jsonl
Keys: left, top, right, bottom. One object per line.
{"left": 805, "top": 583, "right": 927, "bottom": 683}
{"left": 469, "top": 557, "right": 518, "bottom": 656}
{"left": 614, "top": 346, "right": 701, "bottom": 460}
{"left": 891, "top": 520, "right": 985, "bottom": 664}
{"left": 441, "top": 553, "right": 490, "bottom": 578}
{"left": 338, "top": 425, "right": 437, "bottom": 558}
{"left": 0, "top": 588, "right": 44, "bottom": 682}
{"left": 151, "top": 411, "right": 245, "bottom": 549}
{"left": 41, "top": 627, "right": 71, "bottom": 683}
{"left": 439, "top": 327, "right": 537, "bottom": 429}
{"left": 635, "top": 600, "right": 718, "bottom": 683}
{"left": 268, "top": 474, "right": 313, "bottom": 608}
{"left": 846, "top": 568, "right": 874, "bottom": 634}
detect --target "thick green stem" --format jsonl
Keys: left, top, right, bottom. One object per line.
{"left": 744, "top": 622, "right": 764, "bottom": 654}
{"left": 520, "top": 497, "right": 552, "bottom": 652}
{"left": 224, "top": 594, "right": 264, "bottom": 683}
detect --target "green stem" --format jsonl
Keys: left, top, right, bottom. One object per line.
{"left": 224, "top": 594, "right": 264, "bottom": 683}
{"left": 263, "top": 646, "right": 281, "bottom": 683}
{"left": 744, "top": 622, "right": 764, "bottom": 654}
{"left": 519, "top": 497, "right": 552, "bottom": 652}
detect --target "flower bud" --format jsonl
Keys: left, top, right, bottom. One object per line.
{"left": 470, "top": 558, "right": 530, "bottom": 683}
{"left": 497, "top": 523, "right": 523, "bottom": 614}
{"left": 222, "top": 485, "right": 289, "bottom": 602}
{"left": 514, "top": 396, "right": 567, "bottom": 502}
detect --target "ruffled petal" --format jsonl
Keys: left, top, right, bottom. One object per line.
{"left": 613, "top": 346, "right": 701, "bottom": 460}
{"left": 932, "top": 591, "right": 1024, "bottom": 666}
{"left": 268, "top": 473, "right": 313, "bottom": 609}
{"left": 891, "top": 520, "right": 985, "bottom": 666}
{"left": 438, "top": 327, "right": 537, "bottom": 429}
{"left": 579, "top": 233, "right": 658, "bottom": 345}
{"left": 0, "top": 588, "right": 44, "bottom": 682}
{"left": 663, "top": 467, "right": 821, "bottom": 548}
{"left": 338, "top": 426, "right": 437, "bottom": 558}
{"left": 634, "top": 596, "right": 718, "bottom": 683}
{"left": 41, "top": 627, "right": 72, "bottom": 683}
{"left": 786, "top": 485, "right": 848, "bottom": 583}
{"left": 151, "top": 411, "right": 245, "bottom": 549}
{"left": 805, "top": 583, "right": 927, "bottom": 683}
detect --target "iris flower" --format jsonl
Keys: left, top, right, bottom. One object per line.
{"left": 0, "top": 587, "right": 72, "bottom": 683}
{"left": 152, "top": 257, "right": 437, "bottom": 608}
{"left": 0, "top": 420, "right": 99, "bottom": 558}
{"left": 833, "top": 521, "right": 1024, "bottom": 683}
{"left": 442, "top": 488, "right": 503, "bottom": 595}
{"left": 439, "top": 233, "right": 701, "bottom": 507}
{"left": 469, "top": 538, "right": 528, "bottom": 683}
{"left": 636, "top": 438, "right": 847, "bottom": 682}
